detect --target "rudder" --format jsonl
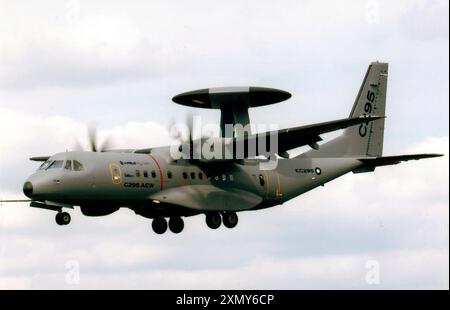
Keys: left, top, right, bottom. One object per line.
{"left": 344, "top": 62, "right": 388, "bottom": 157}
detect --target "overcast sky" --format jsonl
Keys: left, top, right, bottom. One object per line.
{"left": 0, "top": 0, "right": 448, "bottom": 289}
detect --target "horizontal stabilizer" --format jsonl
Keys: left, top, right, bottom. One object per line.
{"left": 358, "top": 153, "right": 443, "bottom": 167}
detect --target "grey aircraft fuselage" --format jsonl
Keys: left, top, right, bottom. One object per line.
{"left": 26, "top": 149, "right": 359, "bottom": 216}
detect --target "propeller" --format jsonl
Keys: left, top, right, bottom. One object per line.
{"left": 74, "top": 124, "right": 114, "bottom": 152}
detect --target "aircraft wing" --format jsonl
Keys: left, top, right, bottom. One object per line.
{"left": 149, "top": 185, "right": 262, "bottom": 212}
{"left": 233, "top": 115, "right": 383, "bottom": 157}
{"left": 358, "top": 154, "right": 443, "bottom": 166}
{"left": 133, "top": 115, "right": 382, "bottom": 159}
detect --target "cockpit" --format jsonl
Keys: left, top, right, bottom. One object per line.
{"left": 38, "top": 159, "right": 85, "bottom": 171}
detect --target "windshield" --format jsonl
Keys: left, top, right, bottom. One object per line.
{"left": 47, "top": 160, "right": 64, "bottom": 169}
{"left": 38, "top": 159, "right": 84, "bottom": 171}
{"left": 38, "top": 160, "right": 53, "bottom": 170}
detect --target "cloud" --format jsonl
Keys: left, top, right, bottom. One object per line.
{"left": 398, "top": 0, "right": 449, "bottom": 41}
{"left": 0, "top": 15, "right": 161, "bottom": 89}
{"left": 0, "top": 0, "right": 448, "bottom": 89}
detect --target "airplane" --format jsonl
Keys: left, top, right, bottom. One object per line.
{"left": 0, "top": 62, "right": 442, "bottom": 234}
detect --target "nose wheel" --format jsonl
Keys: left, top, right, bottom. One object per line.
{"left": 55, "top": 212, "right": 71, "bottom": 225}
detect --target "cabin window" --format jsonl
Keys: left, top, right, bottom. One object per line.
{"left": 183, "top": 172, "right": 188, "bottom": 179}
{"left": 190, "top": 172, "right": 195, "bottom": 179}
{"left": 136, "top": 170, "right": 141, "bottom": 178}
{"left": 214, "top": 176, "right": 219, "bottom": 181}
{"left": 229, "top": 174, "right": 234, "bottom": 181}
{"left": 143, "top": 171, "right": 148, "bottom": 178}
{"left": 167, "top": 171, "right": 172, "bottom": 179}
{"left": 259, "top": 174, "right": 265, "bottom": 186}
{"left": 47, "top": 160, "right": 64, "bottom": 169}
{"left": 151, "top": 171, "right": 157, "bottom": 178}
{"left": 198, "top": 172, "right": 203, "bottom": 180}
{"left": 222, "top": 174, "right": 226, "bottom": 181}
{"left": 73, "top": 160, "right": 84, "bottom": 171}
{"left": 64, "top": 160, "right": 72, "bottom": 170}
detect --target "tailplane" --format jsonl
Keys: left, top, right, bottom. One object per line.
{"left": 352, "top": 153, "right": 443, "bottom": 173}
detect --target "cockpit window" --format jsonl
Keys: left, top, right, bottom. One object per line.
{"left": 47, "top": 160, "right": 64, "bottom": 169}
{"left": 38, "top": 160, "right": 53, "bottom": 170}
{"left": 73, "top": 160, "right": 84, "bottom": 171}
{"left": 65, "top": 160, "right": 73, "bottom": 170}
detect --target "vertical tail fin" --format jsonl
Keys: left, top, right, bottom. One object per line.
{"left": 344, "top": 61, "right": 388, "bottom": 157}
{"left": 300, "top": 62, "right": 388, "bottom": 159}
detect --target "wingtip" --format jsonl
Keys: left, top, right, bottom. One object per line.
{"left": 431, "top": 153, "right": 444, "bottom": 158}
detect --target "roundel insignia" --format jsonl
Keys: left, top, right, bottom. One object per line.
{"left": 315, "top": 167, "right": 322, "bottom": 175}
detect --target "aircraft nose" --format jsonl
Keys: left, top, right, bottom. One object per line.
{"left": 23, "top": 181, "right": 33, "bottom": 198}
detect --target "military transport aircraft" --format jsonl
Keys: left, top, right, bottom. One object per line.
{"left": 0, "top": 62, "right": 442, "bottom": 234}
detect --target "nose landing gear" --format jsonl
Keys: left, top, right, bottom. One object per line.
{"left": 55, "top": 212, "right": 71, "bottom": 225}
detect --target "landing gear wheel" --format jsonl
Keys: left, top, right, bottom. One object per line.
{"left": 169, "top": 217, "right": 184, "bottom": 234}
{"left": 223, "top": 212, "right": 238, "bottom": 229}
{"left": 205, "top": 212, "right": 222, "bottom": 229}
{"left": 55, "top": 212, "right": 71, "bottom": 225}
{"left": 152, "top": 217, "right": 168, "bottom": 234}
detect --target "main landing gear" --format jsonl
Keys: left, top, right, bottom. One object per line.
{"left": 222, "top": 212, "right": 238, "bottom": 229}
{"left": 205, "top": 211, "right": 238, "bottom": 229}
{"left": 55, "top": 212, "right": 71, "bottom": 225}
{"left": 152, "top": 216, "right": 185, "bottom": 234}
{"left": 150, "top": 212, "right": 239, "bottom": 234}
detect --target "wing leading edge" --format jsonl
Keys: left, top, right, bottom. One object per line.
{"left": 233, "top": 115, "right": 384, "bottom": 157}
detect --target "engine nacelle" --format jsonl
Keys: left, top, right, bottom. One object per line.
{"left": 80, "top": 205, "right": 120, "bottom": 217}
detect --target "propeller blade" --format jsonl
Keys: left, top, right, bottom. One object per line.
{"left": 185, "top": 112, "right": 194, "bottom": 144}
{"left": 99, "top": 136, "right": 114, "bottom": 152}
{"left": 87, "top": 125, "right": 98, "bottom": 152}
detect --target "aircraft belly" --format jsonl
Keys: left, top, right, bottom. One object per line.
{"left": 150, "top": 185, "right": 262, "bottom": 211}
